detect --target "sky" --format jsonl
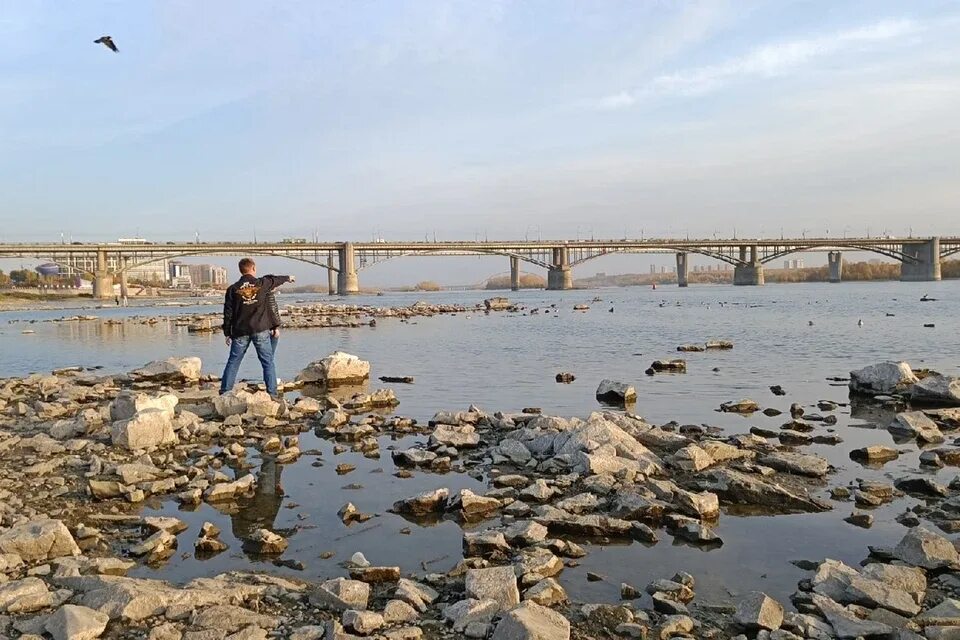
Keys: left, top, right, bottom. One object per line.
{"left": 1, "top": 1, "right": 959, "bottom": 285}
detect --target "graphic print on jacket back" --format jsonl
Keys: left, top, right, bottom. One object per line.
{"left": 237, "top": 282, "right": 261, "bottom": 305}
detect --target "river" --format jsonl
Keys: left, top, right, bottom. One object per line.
{"left": 1, "top": 280, "right": 958, "bottom": 607}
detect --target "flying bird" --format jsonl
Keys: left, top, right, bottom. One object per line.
{"left": 94, "top": 36, "right": 118, "bottom": 52}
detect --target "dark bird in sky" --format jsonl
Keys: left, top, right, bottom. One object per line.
{"left": 94, "top": 36, "right": 118, "bottom": 52}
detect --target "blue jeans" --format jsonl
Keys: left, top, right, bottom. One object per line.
{"left": 220, "top": 330, "right": 277, "bottom": 396}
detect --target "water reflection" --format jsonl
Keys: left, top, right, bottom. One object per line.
{"left": 230, "top": 457, "right": 287, "bottom": 542}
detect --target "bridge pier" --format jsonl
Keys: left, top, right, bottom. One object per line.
{"left": 676, "top": 253, "right": 689, "bottom": 287}
{"left": 119, "top": 256, "right": 129, "bottom": 300}
{"left": 91, "top": 249, "right": 114, "bottom": 299}
{"left": 827, "top": 251, "right": 843, "bottom": 283}
{"left": 546, "top": 246, "right": 573, "bottom": 290}
{"left": 327, "top": 252, "right": 336, "bottom": 296}
{"left": 510, "top": 256, "right": 520, "bottom": 291}
{"left": 900, "top": 237, "right": 941, "bottom": 282}
{"left": 733, "top": 245, "right": 764, "bottom": 286}
{"left": 337, "top": 242, "right": 360, "bottom": 295}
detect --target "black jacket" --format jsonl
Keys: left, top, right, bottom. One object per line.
{"left": 222, "top": 274, "right": 290, "bottom": 338}
{"left": 268, "top": 291, "right": 281, "bottom": 329}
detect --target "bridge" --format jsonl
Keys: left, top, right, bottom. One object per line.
{"left": 0, "top": 237, "right": 956, "bottom": 298}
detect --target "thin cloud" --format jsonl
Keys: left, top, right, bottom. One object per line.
{"left": 593, "top": 18, "right": 918, "bottom": 109}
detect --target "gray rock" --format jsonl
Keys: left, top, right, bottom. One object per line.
{"left": 443, "top": 598, "right": 500, "bottom": 632}
{"left": 911, "top": 375, "right": 960, "bottom": 406}
{"left": 0, "top": 519, "right": 80, "bottom": 562}
{"left": 45, "top": 605, "right": 110, "bottom": 640}
{"left": 0, "top": 577, "right": 52, "bottom": 613}
{"left": 392, "top": 489, "right": 449, "bottom": 516}
{"left": 297, "top": 352, "right": 370, "bottom": 385}
{"left": 695, "top": 469, "right": 830, "bottom": 513}
{"left": 111, "top": 409, "right": 178, "bottom": 450}
{"left": 758, "top": 452, "right": 830, "bottom": 478}
{"left": 342, "top": 609, "right": 384, "bottom": 635}
{"left": 131, "top": 357, "right": 202, "bottom": 382}
{"left": 849, "top": 361, "right": 919, "bottom": 396}
{"left": 893, "top": 527, "right": 959, "bottom": 569}
{"left": 491, "top": 601, "right": 571, "bottom": 640}
{"left": 888, "top": 411, "right": 944, "bottom": 443}
{"left": 810, "top": 594, "right": 892, "bottom": 639}
{"left": 310, "top": 578, "right": 371, "bottom": 611}
{"left": 914, "top": 598, "right": 960, "bottom": 626}
{"left": 596, "top": 380, "right": 637, "bottom": 404}
{"left": 466, "top": 566, "right": 520, "bottom": 610}
{"left": 523, "top": 579, "right": 567, "bottom": 606}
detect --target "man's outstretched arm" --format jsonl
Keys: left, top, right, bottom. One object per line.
{"left": 259, "top": 274, "right": 295, "bottom": 293}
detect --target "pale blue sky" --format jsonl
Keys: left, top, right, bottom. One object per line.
{"left": 1, "top": 1, "right": 958, "bottom": 284}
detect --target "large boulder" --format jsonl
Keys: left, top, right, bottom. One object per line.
{"left": 110, "top": 409, "right": 178, "bottom": 450}
{"left": 131, "top": 357, "right": 201, "bottom": 382}
{"left": 45, "top": 604, "right": 110, "bottom": 640}
{"left": 911, "top": 375, "right": 960, "bottom": 406}
{"left": 0, "top": 518, "right": 80, "bottom": 562}
{"left": 297, "top": 352, "right": 370, "bottom": 386}
{"left": 849, "top": 361, "right": 918, "bottom": 396}
{"left": 491, "top": 601, "right": 571, "bottom": 640}
{"left": 552, "top": 415, "right": 663, "bottom": 476}
{"left": 109, "top": 391, "right": 178, "bottom": 422}
{"left": 595, "top": 380, "right": 636, "bottom": 405}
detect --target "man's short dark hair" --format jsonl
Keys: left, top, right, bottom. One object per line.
{"left": 239, "top": 258, "right": 256, "bottom": 274}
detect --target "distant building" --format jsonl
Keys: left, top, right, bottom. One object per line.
{"left": 188, "top": 264, "right": 228, "bottom": 286}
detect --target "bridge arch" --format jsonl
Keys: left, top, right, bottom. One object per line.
{"left": 355, "top": 248, "right": 553, "bottom": 271}
{"left": 117, "top": 250, "right": 339, "bottom": 274}
{"left": 757, "top": 243, "right": 918, "bottom": 265}
{"left": 567, "top": 246, "right": 746, "bottom": 267}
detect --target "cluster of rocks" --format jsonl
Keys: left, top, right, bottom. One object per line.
{"left": 4, "top": 352, "right": 960, "bottom": 640}
{"left": 849, "top": 361, "right": 960, "bottom": 407}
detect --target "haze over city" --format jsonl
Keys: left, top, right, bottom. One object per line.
{"left": 2, "top": 1, "right": 959, "bottom": 284}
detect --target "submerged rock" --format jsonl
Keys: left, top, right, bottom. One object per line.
{"left": 596, "top": 380, "right": 636, "bottom": 405}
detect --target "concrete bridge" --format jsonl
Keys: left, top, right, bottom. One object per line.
{"left": 0, "top": 237, "right": 956, "bottom": 298}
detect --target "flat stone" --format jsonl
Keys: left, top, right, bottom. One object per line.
{"left": 191, "top": 605, "right": 278, "bottom": 633}
{"left": 915, "top": 599, "right": 960, "bottom": 627}
{"left": 466, "top": 566, "right": 520, "bottom": 610}
{"left": 491, "top": 601, "right": 571, "bottom": 640}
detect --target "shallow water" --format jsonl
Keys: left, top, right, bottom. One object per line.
{"left": 2, "top": 281, "right": 959, "bottom": 606}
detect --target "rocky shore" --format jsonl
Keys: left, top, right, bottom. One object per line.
{"left": 2, "top": 353, "right": 960, "bottom": 640}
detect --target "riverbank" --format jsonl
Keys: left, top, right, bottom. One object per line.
{"left": 2, "top": 352, "right": 960, "bottom": 639}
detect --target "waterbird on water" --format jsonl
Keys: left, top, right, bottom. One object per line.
{"left": 94, "top": 36, "right": 118, "bottom": 52}
{"left": 808, "top": 320, "right": 814, "bottom": 326}
{"left": 858, "top": 319, "right": 863, "bottom": 327}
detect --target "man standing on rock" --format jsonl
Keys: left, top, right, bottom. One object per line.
{"left": 220, "top": 258, "right": 294, "bottom": 397}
